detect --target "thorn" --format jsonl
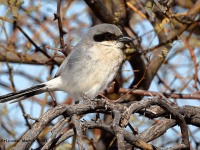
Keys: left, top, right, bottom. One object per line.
{"left": 53, "top": 13, "right": 59, "bottom": 20}
{"left": 62, "top": 29, "right": 67, "bottom": 35}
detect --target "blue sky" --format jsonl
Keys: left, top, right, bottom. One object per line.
{"left": 0, "top": 0, "right": 199, "bottom": 148}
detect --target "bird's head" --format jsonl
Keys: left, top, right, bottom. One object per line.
{"left": 84, "top": 24, "right": 132, "bottom": 48}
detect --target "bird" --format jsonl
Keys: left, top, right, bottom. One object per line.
{"left": 0, "top": 23, "right": 132, "bottom": 103}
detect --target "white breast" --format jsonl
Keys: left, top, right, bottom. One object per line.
{"left": 59, "top": 42, "right": 124, "bottom": 100}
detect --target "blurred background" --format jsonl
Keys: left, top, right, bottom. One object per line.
{"left": 0, "top": 0, "right": 200, "bottom": 149}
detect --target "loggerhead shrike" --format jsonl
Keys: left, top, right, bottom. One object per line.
{"left": 0, "top": 24, "right": 132, "bottom": 103}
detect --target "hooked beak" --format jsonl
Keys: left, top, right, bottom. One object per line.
{"left": 118, "top": 35, "right": 132, "bottom": 42}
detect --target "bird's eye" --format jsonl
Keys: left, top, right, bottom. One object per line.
{"left": 93, "top": 32, "right": 116, "bottom": 42}
{"left": 106, "top": 33, "right": 113, "bottom": 38}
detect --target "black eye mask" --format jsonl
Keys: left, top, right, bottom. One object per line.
{"left": 93, "top": 32, "right": 118, "bottom": 42}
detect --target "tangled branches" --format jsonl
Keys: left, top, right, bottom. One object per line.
{"left": 11, "top": 95, "right": 199, "bottom": 150}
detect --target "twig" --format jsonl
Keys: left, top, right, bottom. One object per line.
{"left": 55, "top": 129, "right": 75, "bottom": 146}
{"left": 154, "top": 97, "right": 190, "bottom": 148}
{"left": 5, "top": 62, "right": 32, "bottom": 129}
{"left": 42, "top": 117, "right": 69, "bottom": 150}
{"left": 23, "top": 114, "right": 39, "bottom": 122}
{"left": 121, "top": 96, "right": 189, "bottom": 148}
{"left": 71, "top": 115, "right": 85, "bottom": 150}
{"left": 114, "top": 88, "right": 200, "bottom": 100}
{"left": 112, "top": 110, "right": 125, "bottom": 150}
{"left": 83, "top": 121, "right": 157, "bottom": 150}
{"left": 115, "top": 59, "right": 150, "bottom": 103}
{"left": 140, "top": 23, "right": 191, "bottom": 54}
{"left": 54, "top": 0, "right": 68, "bottom": 56}
{"left": 6, "top": 61, "right": 44, "bottom": 147}
{"left": 184, "top": 23, "right": 199, "bottom": 91}
{"left": 14, "top": 21, "right": 59, "bottom": 66}
{"left": 166, "top": 144, "right": 188, "bottom": 150}
{"left": 139, "top": 118, "right": 176, "bottom": 142}
{"left": 47, "top": 88, "right": 57, "bottom": 107}
{"left": 126, "top": 2, "right": 146, "bottom": 19}
{"left": 120, "top": 98, "right": 156, "bottom": 127}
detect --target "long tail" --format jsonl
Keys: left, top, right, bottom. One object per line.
{"left": 0, "top": 84, "right": 47, "bottom": 103}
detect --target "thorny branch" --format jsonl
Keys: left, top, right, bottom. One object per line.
{"left": 14, "top": 21, "right": 60, "bottom": 66}
{"left": 54, "top": 0, "right": 68, "bottom": 56}
{"left": 71, "top": 115, "right": 85, "bottom": 150}
{"left": 11, "top": 96, "right": 199, "bottom": 149}
{"left": 0, "top": 0, "right": 200, "bottom": 149}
